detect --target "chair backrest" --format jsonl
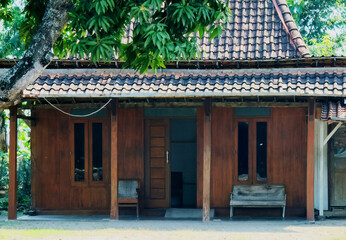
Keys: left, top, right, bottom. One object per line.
{"left": 118, "top": 180, "right": 139, "bottom": 199}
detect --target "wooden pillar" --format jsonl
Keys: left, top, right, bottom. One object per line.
{"left": 307, "top": 98, "right": 315, "bottom": 221}
{"left": 202, "top": 98, "right": 212, "bottom": 222}
{"left": 8, "top": 106, "right": 18, "bottom": 220}
{"left": 318, "top": 120, "right": 324, "bottom": 217}
{"left": 110, "top": 99, "right": 119, "bottom": 219}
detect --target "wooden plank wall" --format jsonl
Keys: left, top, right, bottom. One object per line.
{"left": 271, "top": 108, "right": 307, "bottom": 213}
{"left": 32, "top": 107, "right": 306, "bottom": 215}
{"left": 210, "top": 108, "right": 235, "bottom": 207}
{"left": 31, "top": 109, "right": 111, "bottom": 211}
{"left": 117, "top": 108, "right": 145, "bottom": 194}
{"left": 197, "top": 107, "right": 307, "bottom": 215}
{"left": 31, "top": 108, "right": 144, "bottom": 212}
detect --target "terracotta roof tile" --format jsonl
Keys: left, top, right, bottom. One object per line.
{"left": 23, "top": 69, "right": 345, "bottom": 98}
{"left": 321, "top": 101, "right": 346, "bottom": 120}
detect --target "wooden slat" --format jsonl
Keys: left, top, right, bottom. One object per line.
{"left": 151, "top": 188, "right": 165, "bottom": 199}
{"left": 306, "top": 99, "right": 315, "bottom": 221}
{"left": 150, "top": 138, "right": 165, "bottom": 147}
{"left": 150, "top": 158, "right": 165, "bottom": 168}
{"left": 110, "top": 99, "right": 119, "bottom": 219}
{"left": 150, "top": 147, "right": 165, "bottom": 158}
{"left": 150, "top": 126, "right": 165, "bottom": 137}
{"left": 203, "top": 98, "right": 212, "bottom": 222}
{"left": 151, "top": 179, "right": 165, "bottom": 188}
{"left": 8, "top": 106, "right": 17, "bottom": 220}
{"left": 151, "top": 168, "right": 165, "bottom": 178}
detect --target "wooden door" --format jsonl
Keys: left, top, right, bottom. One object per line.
{"left": 330, "top": 125, "right": 346, "bottom": 207}
{"left": 235, "top": 118, "right": 269, "bottom": 184}
{"left": 144, "top": 119, "right": 170, "bottom": 208}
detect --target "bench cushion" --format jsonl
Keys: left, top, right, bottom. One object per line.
{"left": 118, "top": 180, "right": 139, "bottom": 199}
{"left": 231, "top": 184, "right": 285, "bottom": 201}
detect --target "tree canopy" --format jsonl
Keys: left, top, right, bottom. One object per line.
{"left": 287, "top": 0, "right": 346, "bottom": 56}
{"left": 0, "top": 0, "right": 231, "bottom": 106}
{"left": 2, "top": 0, "right": 232, "bottom": 72}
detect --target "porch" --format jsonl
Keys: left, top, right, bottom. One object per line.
{"left": 7, "top": 97, "right": 317, "bottom": 221}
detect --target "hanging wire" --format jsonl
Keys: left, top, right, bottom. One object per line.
{"left": 43, "top": 97, "right": 112, "bottom": 118}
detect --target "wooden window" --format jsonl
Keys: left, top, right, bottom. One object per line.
{"left": 72, "top": 118, "right": 108, "bottom": 185}
{"left": 238, "top": 122, "right": 249, "bottom": 181}
{"left": 92, "top": 123, "right": 103, "bottom": 181}
{"left": 74, "top": 123, "right": 86, "bottom": 182}
{"left": 256, "top": 122, "right": 267, "bottom": 181}
{"left": 236, "top": 119, "right": 269, "bottom": 184}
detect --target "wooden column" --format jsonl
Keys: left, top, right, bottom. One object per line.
{"left": 318, "top": 120, "right": 324, "bottom": 217}
{"left": 307, "top": 98, "right": 315, "bottom": 221}
{"left": 110, "top": 99, "right": 119, "bottom": 219}
{"left": 202, "top": 98, "right": 212, "bottom": 222}
{"left": 8, "top": 106, "right": 18, "bottom": 220}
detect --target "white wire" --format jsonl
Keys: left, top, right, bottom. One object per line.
{"left": 42, "top": 97, "right": 112, "bottom": 118}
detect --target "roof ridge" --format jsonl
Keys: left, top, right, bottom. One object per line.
{"left": 272, "top": 0, "right": 311, "bottom": 57}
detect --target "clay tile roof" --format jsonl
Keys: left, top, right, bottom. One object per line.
{"left": 321, "top": 101, "right": 346, "bottom": 120}
{"left": 273, "top": 0, "right": 311, "bottom": 57}
{"left": 188, "top": 0, "right": 311, "bottom": 60}
{"left": 23, "top": 68, "right": 345, "bottom": 98}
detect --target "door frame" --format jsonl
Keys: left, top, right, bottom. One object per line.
{"left": 144, "top": 116, "right": 197, "bottom": 208}
{"left": 329, "top": 123, "right": 346, "bottom": 207}
{"left": 144, "top": 118, "right": 171, "bottom": 208}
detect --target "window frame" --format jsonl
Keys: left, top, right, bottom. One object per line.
{"left": 71, "top": 116, "right": 109, "bottom": 187}
{"left": 234, "top": 117, "right": 271, "bottom": 184}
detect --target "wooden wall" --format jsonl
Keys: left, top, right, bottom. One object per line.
{"left": 31, "top": 108, "right": 144, "bottom": 212}
{"left": 32, "top": 106, "right": 306, "bottom": 215}
{"left": 117, "top": 108, "right": 145, "bottom": 193}
{"left": 31, "top": 109, "right": 111, "bottom": 211}
{"left": 270, "top": 108, "right": 307, "bottom": 211}
{"left": 197, "top": 107, "right": 307, "bottom": 215}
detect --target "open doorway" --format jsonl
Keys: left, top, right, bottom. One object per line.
{"left": 170, "top": 118, "right": 197, "bottom": 208}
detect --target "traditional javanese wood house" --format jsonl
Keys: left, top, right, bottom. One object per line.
{"left": 2, "top": 0, "right": 346, "bottom": 221}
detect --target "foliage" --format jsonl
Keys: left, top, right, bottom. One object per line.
{"left": 0, "top": 110, "right": 31, "bottom": 211}
{"left": 1, "top": 0, "right": 345, "bottom": 67}
{"left": 287, "top": 0, "right": 346, "bottom": 56}
{"left": 0, "top": 1, "right": 25, "bottom": 58}
{"left": 1, "top": 0, "right": 231, "bottom": 73}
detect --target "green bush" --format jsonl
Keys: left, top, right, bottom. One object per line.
{"left": 0, "top": 110, "right": 31, "bottom": 212}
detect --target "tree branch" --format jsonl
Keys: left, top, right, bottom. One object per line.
{"left": 0, "top": 0, "right": 73, "bottom": 108}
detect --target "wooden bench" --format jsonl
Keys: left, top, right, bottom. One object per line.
{"left": 230, "top": 184, "right": 286, "bottom": 218}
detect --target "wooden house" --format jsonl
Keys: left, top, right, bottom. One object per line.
{"left": 3, "top": 0, "right": 346, "bottom": 221}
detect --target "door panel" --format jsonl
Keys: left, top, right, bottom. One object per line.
{"left": 330, "top": 125, "right": 346, "bottom": 206}
{"left": 145, "top": 119, "right": 170, "bottom": 208}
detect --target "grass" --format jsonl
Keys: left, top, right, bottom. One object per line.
{"left": 0, "top": 228, "right": 345, "bottom": 240}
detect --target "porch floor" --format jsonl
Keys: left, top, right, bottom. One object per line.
{"left": 16, "top": 214, "right": 307, "bottom": 222}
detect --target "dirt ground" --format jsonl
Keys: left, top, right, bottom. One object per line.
{"left": 0, "top": 213, "right": 346, "bottom": 240}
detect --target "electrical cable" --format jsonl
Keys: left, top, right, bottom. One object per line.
{"left": 42, "top": 97, "right": 112, "bottom": 118}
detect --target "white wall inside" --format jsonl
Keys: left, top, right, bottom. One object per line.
{"left": 314, "top": 119, "right": 328, "bottom": 211}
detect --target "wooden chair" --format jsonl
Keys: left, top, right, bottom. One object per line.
{"left": 118, "top": 179, "right": 140, "bottom": 218}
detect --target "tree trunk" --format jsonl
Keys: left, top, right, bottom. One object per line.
{"left": 0, "top": 0, "right": 73, "bottom": 108}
